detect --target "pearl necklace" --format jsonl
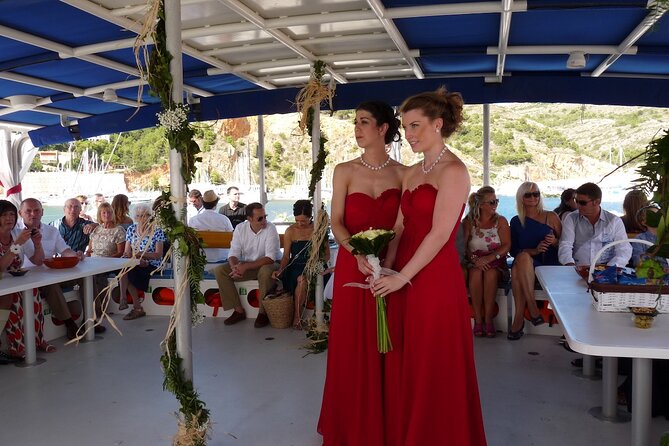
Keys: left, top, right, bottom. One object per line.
{"left": 360, "top": 155, "right": 391, "bottom": 171}
{"left": 421, "top": 145, "right": 449, "bottom": 174}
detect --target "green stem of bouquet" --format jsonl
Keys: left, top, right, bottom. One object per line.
{"left": 376, "top": 295, "right": 392, "bottom": 353}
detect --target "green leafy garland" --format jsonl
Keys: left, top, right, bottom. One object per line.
{"left": 136, "top": 1, "right": 210, "bottom": 444}
{"left": 148, "top": 4, "right": 201, "bottom": 184}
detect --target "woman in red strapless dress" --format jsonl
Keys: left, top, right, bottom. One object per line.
{"left": 318, "top": 102, "right": 406, "bottom": 446}
{"left": 374, "top": 88, "right": 487, "bottom": 446}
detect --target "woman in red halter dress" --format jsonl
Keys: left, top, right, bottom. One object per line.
{"left": 374, "top": 88, "right": 487, "bottom": 446}
{"left": 318, "top": 101, "right": 405, "bottom": 446}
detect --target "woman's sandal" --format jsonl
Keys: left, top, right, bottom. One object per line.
{"left": 507, "top": 329, "right": 524, "bottom": 341}
{"left": 37, "top": 342, "right": 57, "bottom": 353}
{"left": 118, "top": 300, "right": 129, "bottom": 311}
{"left": 473, "top": 322, "right": 484, "bottom": 337}
{"left": 485, "top": 322, "right": 496, "bottom": 338}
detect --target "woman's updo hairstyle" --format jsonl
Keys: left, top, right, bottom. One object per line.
{"left": 356, "top": 101, "right": 401, "bottom": 144}
{"left": 399, "top": 86, "right": 464, "bottom": 138}
{"left": 293, "top": 199, "right": 313, "bottom": 218}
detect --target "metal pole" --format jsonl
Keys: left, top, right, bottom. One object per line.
{"left": 631, "top": 358, "right": 652, "bottom": 446}
{"left": 312, "top": 106, "right": 324, "bottom": 325}
{"left": 482, "top": 104, "right": 490, "bottom": 186}
{"left": 165, "top": 0, "right": 192, "bottom": 381}
{"left": 257, "top": 116, "right": 267, "bottom": 205}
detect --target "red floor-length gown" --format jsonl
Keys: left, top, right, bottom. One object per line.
{"left": 385, "top": 184, "right": 487, "bottom": 446}
{"left": 318, "top": 189, "right": 401, "bottom": 446}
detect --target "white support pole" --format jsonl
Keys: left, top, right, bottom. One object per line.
{"left": 482, "top": 104, "right": 490, "bottom": 186}
{"left": 311, "top": 105, "right": 325, "bottom": 325}
{"left": 257, "top": 115, "right": 267, "bottom": 205}
{"left": 165, "top": 0, "right": 193, "bottom": 381}
{"left": 390, "top": 106, "right": 401, "bottom": 162}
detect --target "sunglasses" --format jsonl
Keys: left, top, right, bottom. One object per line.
{"left": 576, "top": 199, "right": 593, "bottom": 206}
{"left": 483, "top": 199, "right": 499, "bottom": 206}
{"left": 255, "top": 215, "right": 267, "bottom": 222}
{"left": 523, "top": 191, "right": 541, "bottom": 198}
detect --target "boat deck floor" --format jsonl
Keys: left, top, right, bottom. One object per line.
{"left": 1, "top": 315, "right": 668, "bottom": 446}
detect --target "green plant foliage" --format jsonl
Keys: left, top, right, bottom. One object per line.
{"left": 141, "top": 1, "right": 210, "bottom": 442}
{"left": 160, "top": 336, "right": 210, "bottom": 444}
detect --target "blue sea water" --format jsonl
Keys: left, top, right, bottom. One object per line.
{"left": 41, "top": 196, "right": 624, "bottom": 226}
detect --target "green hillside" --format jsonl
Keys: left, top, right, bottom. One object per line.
{"left": 37, "top": 103, "right": 669, "bottom": 192}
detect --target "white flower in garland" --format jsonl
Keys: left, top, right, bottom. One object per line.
{"left": 156, "top": 104, "right": 189, "bottom": 132}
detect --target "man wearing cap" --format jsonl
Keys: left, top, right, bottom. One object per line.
{"left": 188, "top": 190, "right": 233, "bottom": 230}
{"left": 188, "top": 190, "right": 233, "bottom": 262}
{"left": 186, "top": 189, "right": 204, "bottom": 222}
{"left": 213, "top": 202, "right": 281, "bottom": 328}
{"left": 219, "top": 186, "right": 247, "bottom": 228}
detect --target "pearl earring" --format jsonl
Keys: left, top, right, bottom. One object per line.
{"left": 435, "top": 128, "right": 440, "bottom": 133}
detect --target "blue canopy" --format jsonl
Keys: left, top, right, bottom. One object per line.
{"left": 0, "top": 0, "right": 667, "bottom": 146}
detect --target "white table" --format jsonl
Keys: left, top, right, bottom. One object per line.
{"left": 1, "top": 257, "right": 132, "bottom": 366}
{"left": 536, "top": 266, "right": 669, "bottom": 446}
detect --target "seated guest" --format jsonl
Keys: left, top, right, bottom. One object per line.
{"left": 631, "top": 206, "right": 666, "bottom": 267}
{"left": 1, "top": 200, "right": 55, "bottom": 361}
{"left": 213, "top": 202, "right": 281, "bottom": 327}
{"left": 76, "top": 195, "right": 94, "bottom": 221}
{"left": 559, "top": 182, "right": 632, "bottom": 268}
{"left": 89, "top": 193, "right": 106, "bottom": 223}
{"left": 86, "top": 202, "right": 126, "bottom": 323}
{"left": 219, "top": 186, "right": 247, "bottom": 228}
{"left": 621, "top": 189, "right": 649, "bottom": 234}
{"left": 508, "top": 182, "right": 562, "bottom": 340}
{"left": 111, "top": 194, "right": 133, "bottom": 230}
{"left": 273, "top": 200, "right": 330, "bottom": 329}
{"left": 461, "top": 186, "right": 510, "bottom": 338}
{"left": 186, "top": 189, "right": 204, "bottom": 222}
{"left": 188, "top": 190, "right": 233, "bottom": 262}
{"left": 14, "top": 198, "right": 85, "bottom": 340}
{"left": 51, "top": 197, "right": 97, "bottom": 253}
{"left": 120, "top": 203, "right": 166, "bottom": 320}
{"left": 553, "top": 188, "right": 577, "bottom": 220}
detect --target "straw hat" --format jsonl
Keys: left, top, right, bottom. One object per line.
{"left": 202, "top": 190, "right": 220, "bottom": 204}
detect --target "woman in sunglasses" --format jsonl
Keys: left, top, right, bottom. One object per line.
{"left": 508, "top": 182, "right": 562, "bottom": 340}
{"left": 462, "top": 186, "right": 510, "bottom": 338}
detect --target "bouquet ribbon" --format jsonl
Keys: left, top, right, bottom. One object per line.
{"left": 343, "top": 267, "right": 403, "bottom": 290}
{"left": 343, "top": 255, "right": 409, "bottom": 353}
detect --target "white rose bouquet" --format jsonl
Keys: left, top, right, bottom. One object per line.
{"left": 346, "top": 228, "right": 396, "bottom": 353}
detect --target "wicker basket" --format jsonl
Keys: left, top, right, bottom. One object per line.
{"left": 588, "top": 238, "right": 669, "bottom": 313}
{"left": 263, "top": 291, "right": 294, "bottom": 328}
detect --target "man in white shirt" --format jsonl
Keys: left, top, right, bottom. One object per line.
{"left": 558, "top": 182, "right": 632, "bottom": 267}
{"left": 188, "top": 190, "right": 233, "bottom": 262}
{"left": 213, "top": 202, "right": 280, "bottom": 327}
{"left": 14, "top": 198, "right": 87, "bottom": 339}
{"left": 186, "top": 189, "right": 204, "bottom": 222}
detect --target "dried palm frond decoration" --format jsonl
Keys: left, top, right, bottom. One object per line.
{"left": 296, "top": 61, "right": 335, "bottom": 353}
{"left": 295, "top": 60, "right": 335, "bottom": 133}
